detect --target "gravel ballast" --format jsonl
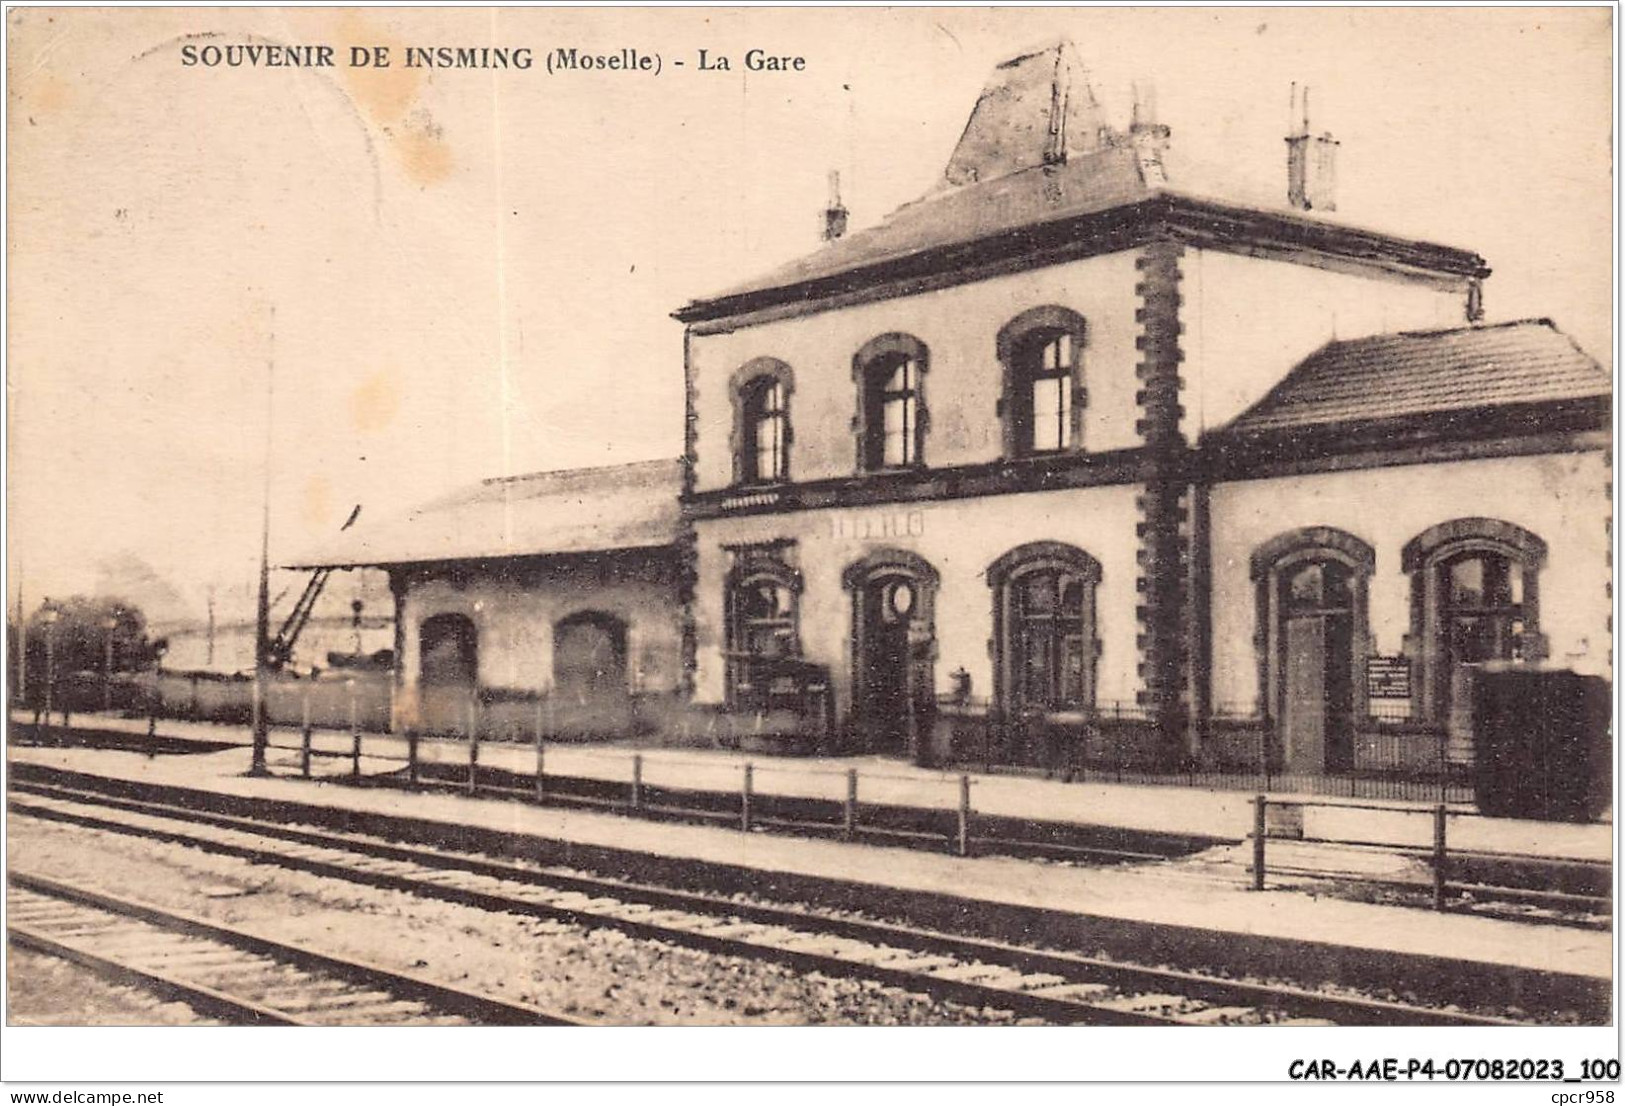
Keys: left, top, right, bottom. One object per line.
{"left": 8, "top": 815, "right": 1040, "bottom": 1026}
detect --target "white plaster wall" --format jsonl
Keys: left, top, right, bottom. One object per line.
{"left": 397, "top": 563, "right": 682, "bottom": 696}
{"left": 1209, "top": 451, "right": 1612, "bottom": 713}
{"left": 689, "top": 250, "right": 1145, "bottom": 492}
{"left": 1183, "top": 250, "right": 1468, "bottom": 436}
{"left": 692, "top": 483, "right": 1143, "bottom": 710}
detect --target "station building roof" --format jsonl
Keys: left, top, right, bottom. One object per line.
{"left": 674, "top": 41, "right": 1488, "bottom": 328}
{"left": 286, "top": 458, "right": 683, "bottom": 571}
{"left": 1215, "top": 319, "right": 1610, "bottom": 439}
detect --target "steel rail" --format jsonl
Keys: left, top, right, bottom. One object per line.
{"left": 9, "top": 870, "right": 581, "bottom": 1027}
{"left": 8, "top": 924, "right": 307, "bottom": 1026}
{"left": 10, "top": 784, "right": 1537, "bottom": 1027}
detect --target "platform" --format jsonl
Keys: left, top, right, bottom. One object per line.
{"left": 4, "top": 718, "right": 1613, "bottom": 998}
{"left": 9, "top": 709, "right": 1612, "bottom": 861}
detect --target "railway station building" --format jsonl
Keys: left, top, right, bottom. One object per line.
{"left": 303, "top": 42, "right": 1610, "bottom": 780}
{"left": 672, "top": 42, "right": 1611, "bottom": 773}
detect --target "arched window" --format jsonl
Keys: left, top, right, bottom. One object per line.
{"left": 724, "top": 553, "right": 801, "bottom": 707}
{"left": 730, "top": 358, "right": 793, "bottom": 485}
{"left": 987, "top": 543, "right": 1100, "bottom": 713}
{"left": 996, "top": 306, "right": 1087, "bottom": 458}
{"left": 853, "top": 333, "right": 929, "bottom": 471}
{"left": 1251, "top": 527, "right": 1373, "bottom": 774}
{"left": 1402, "top": 518, "right": 1546, "bottom": 726}
{"left": 419, "top": 613, "right": 477, "bottom": 686}
{"left": 553, "top": 611, "right": 628, "bottom": 703}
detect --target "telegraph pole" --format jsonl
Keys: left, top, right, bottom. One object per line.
{"left": 249, "top": 307, "right": 275, "bottom": 776}
{"left": 14, "top": 564, "right": 24, "bottom": 708}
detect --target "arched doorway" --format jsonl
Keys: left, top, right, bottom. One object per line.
{"left": 418, "top": 613, "right": 477, "bottom": 734}
{"left": 843, "top": 549, "right": 938, "bottom": 758}
{"left": 553, "top": 611, "right": 628, "bottom": 704}
{"left": 1252, "top": 528, "right": 1373, "bottom": 775}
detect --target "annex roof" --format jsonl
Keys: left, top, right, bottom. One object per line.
{"left": 286, "top": 459, "right": 683, "bottom": 570}
{"left": 1214, "top": 320, "right": 1610, "bottom": 438}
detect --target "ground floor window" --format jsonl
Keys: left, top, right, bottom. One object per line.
{"left": 987, "top": 542, "right": 1100, "bottom": 714}
{"left": 724, "top": 553, "right": 801, "bottom": 708}
{"left": 1402, "top": 518, "right": 1546, "bottom": 732}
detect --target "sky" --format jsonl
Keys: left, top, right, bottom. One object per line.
{"left": 6, "top": 7, "right": 1613, "bottom": 625}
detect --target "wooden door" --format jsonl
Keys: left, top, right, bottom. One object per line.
{"left": 1282, "top": 616, "right": 1327, "bottom": 774}
{"left": 859, "top": 576, "right": 912, "bottom": 753}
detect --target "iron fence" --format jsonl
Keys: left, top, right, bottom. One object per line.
{"left": 944, "top": 699, "right": 1474, "bottom": 803}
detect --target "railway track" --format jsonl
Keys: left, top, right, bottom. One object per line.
{"left": 9, "top": 780, "right": 1537, "bottom": 1026}
{"left": 7, "top": 871, "right": 579, "bottom": 1026}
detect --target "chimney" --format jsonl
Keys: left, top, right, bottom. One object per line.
{"left": 1129, "top": 82, "right": 1170, "bottom": 188}
{"left": 822, "top": 170, "right": 849, "bottom": 242}
{"left": 1286, "top": 83, "right": 1338, "bottom": 212}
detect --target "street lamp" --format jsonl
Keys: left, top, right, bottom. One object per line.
{"left": 101, "top": 609, "right": 120, "bottom": 714}
{"left": 38, "top": 601, "right": 60, "bottom": 733}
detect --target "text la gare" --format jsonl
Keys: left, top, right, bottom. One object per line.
{"left": 696, "top": 48, "right": 805, "bottom": 72}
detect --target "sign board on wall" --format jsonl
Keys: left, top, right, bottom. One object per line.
{"left": 1366, "top": 656, "right": 1412, "bottom": 699}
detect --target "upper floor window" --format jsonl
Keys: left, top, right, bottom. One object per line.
{"left": 996, "top": 306, "right": 1087, "bottom": 458}
{"left": 852, "top": 333, "right": 929, "bottom": 472}
{"left": 730, "top": 358, "right": 793, "bottom": 485}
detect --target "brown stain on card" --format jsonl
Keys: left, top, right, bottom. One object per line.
{"left": 349, "top": 370, "right": 401, "bottom": 433}
{"left": 332, "top": 12, "right": 454, "bottom": 186}
{"left": 396, "top": 108, "right": 453, "bottom": 186}
{"left": 11, "top": 71, "right": 76, "bottom": 117}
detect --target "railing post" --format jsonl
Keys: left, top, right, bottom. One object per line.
{"left": 147, "top": 677, "right": 158, "bottom": 739}
{"left": 741, "top": 763, "right": 753, "bottom": 833}
{"left": 300, "top": 688, "right": 312, "bottom": 779}
{"left": 1433, "top": 803, "right": 1448, "bottom": 912}
{"left": 631, "top": 753, "right": 644, "bottom": 811}
{"left": 844, "top": 768, "right": 858, "bottom": 841}
{"left": 534, "top": 699, "right": 546, "bottom": 804}
{"left": 1252, "top": 794, "right": 1267, "bottom": 891}
{"left": 1438, "top": 727, "right": 1449, "bottom": 805}
{"left": 349, "top": 683, "right": 361, "bottom": 779}
{"left": 466, "top": 696, "right": 479, "bottom": 796}
{"left": 407, "top": 726, "right": 420, "bottom": 787}
{"left": 956, "top": 774, "right": 972, "bottom": 857}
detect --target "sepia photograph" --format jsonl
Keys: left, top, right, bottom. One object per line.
{"left": 2, "top": 2, "right": 1617, "bottom": 1092}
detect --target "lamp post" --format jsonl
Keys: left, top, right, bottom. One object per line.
{"left": 250, "top": 502, "right": 272, "bottom": 776}
{"left": 249, "top": 306, "right": 275, "bottom": 777}
{"left": 39, "top": 602, "right": 60, "bottom": 733}
{"left": 101, "top": 609, "right": 120, "bottom": 714}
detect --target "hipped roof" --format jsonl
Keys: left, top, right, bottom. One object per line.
{"left": 675, "top": 41, "right": 1487, "bottom": 326}
{"left": 1215, "top": 320, "right": 1610, "bottom": 437}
